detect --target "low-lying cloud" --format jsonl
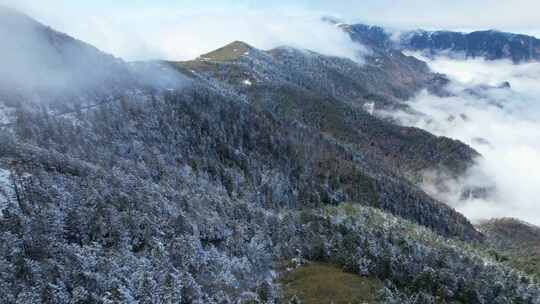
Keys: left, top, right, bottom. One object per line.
{"left": 150, "top": 13, "right": 368, "bottom": 62}
{"left": 0, "top": 5, "right": 189, "bottom": 97}
{"left": 384, "top": 54, "right": 540, "bottom": 225}
{"left": 0, "top": 6, "right": 122, "bottom": 93}
{"left": 2, "top": 1, "right": 367, "bottom": 62}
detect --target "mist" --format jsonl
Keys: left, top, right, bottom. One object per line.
{"left": 384, "top": 54, "right": 540, "bottom": 225}
{"left": 0, "top": 5, "right": 193, "bottom": 108}
{"left": 0, "top": 5, "right": 132, "bottom": 95}
{"left": 1, "top": 2, "right": 367, "bottom": 62}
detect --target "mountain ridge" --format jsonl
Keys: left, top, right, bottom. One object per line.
{"left": 1, "top": 8, "right": 539, "bottom": 303}
{"left": 334, "top": 19, "right": 540, "bottom": 62}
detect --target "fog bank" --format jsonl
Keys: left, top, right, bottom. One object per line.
{"left": 385, "top": 55, "right": 540, "bottom": 225}
{"left": 1, "top": 2, "right": 367, "bottom": 62}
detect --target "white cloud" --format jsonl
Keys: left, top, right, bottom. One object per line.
{"left": 153, "top": 13, "right": 368, "bottom": 62}
{"left": 1, "top": 1, "right": 366, "bottom": 62}
{"left": 0, "top": 168, "right": 14, "bottom": 212}
{"left": 3, "top": 1, "right": 539, "bottom": 61}
{"left": 384, "top": 55, "right": 540, "bottom": 225}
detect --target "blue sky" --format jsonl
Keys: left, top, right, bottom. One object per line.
{"left": 3, "top": 0, "right": 540, "bottom": 60}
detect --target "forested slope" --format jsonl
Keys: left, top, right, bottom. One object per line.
{"left": 0, "top": 6, "right": 538, "bottom": 304}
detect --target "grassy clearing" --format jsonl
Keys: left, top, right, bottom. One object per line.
{"left": 199, "top": 41, "right": 252, "bottom": 61}
{"left": 280, "top": 262, "right": 382, "bottom": 304}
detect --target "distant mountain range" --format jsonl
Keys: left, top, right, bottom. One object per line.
{"left": 1, "top": 6, "right": 540, "bottom": 303}
{"left": 329, "top": 19, "right": 540, "bottom": 62}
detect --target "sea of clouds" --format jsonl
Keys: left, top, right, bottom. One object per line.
{"left": 384, "top": 54, "right": 540, "bottom": 225}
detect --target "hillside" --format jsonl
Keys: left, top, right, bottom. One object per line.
{"left": 172, "top": 41, "right": 481, "bottom": 240}
{"left": 0, "top": 7, "right": 539, "bottom": 304}
{"left": 479, "top": 218, "right": 540, "bottom": 277}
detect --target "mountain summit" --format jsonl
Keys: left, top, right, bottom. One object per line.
{"left": 199, "top": 41, "right": 254, "bottom": 61}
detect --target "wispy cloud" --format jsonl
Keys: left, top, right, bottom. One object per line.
{"left": 6, "top": 0, "right": 539, "bottom": 63}
{"left": 1, "top": 1, "right": 366, "bottom": 61}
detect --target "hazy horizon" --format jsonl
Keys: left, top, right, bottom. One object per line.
{"left": 2, "top": 0, "right": 540, "bottom": 61}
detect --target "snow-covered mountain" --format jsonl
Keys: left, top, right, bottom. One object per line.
{"left": 0, "top": 6, "right": 539, "bottom": 304}
{"left": 337, "top": 20, "right": 540, "bottom": 62}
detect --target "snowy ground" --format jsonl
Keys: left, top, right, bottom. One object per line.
{"left": 0, "top": 168, "right": 14, "bottom": 211}
{"left": 0, "top": 102, "right": 15, "bottom": 125}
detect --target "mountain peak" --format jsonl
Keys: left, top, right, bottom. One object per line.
{"left": 199, "top": 41, "right": 254, "bottom": 61}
